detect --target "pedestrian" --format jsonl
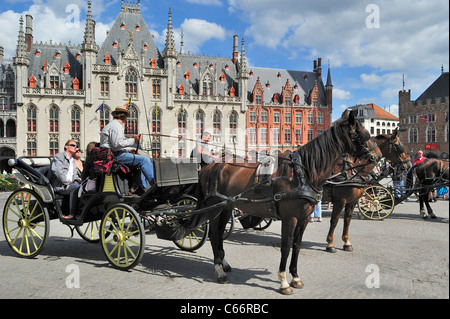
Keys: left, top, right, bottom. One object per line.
{"left": 310, "top": 200, "right": 322, "bottom": 222}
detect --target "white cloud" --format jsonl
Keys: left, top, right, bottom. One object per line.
{"left": 0, "top": 1, "right": 113, "bottom": 58}
{"left": 179, "top": 18, "right": 228, "bottom": 54}
{"left": 333, "top": 88, "right": 353, "bottom": 100}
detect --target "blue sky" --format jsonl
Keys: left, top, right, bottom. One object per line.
{"left": 1, "top": 0, "right": 448, "bottom": 121}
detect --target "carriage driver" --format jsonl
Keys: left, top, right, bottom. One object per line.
{"left": 100, "top": 106, "right": 154, "bottom": 194}
{"left": 191, "top": 131, "right": 220, "bottom": 167}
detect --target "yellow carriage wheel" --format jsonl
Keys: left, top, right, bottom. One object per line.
{"left": 100, "top": 204, "right": 145, "bottom": 270}
{"left": 76, "top": 221, "right": 101, "bottom": 243}
{"left": 173, "top": 197, "right": 209, "bottom": 252}
{"left": 2, "top": 188, "right": 50, "bottom": 258}
{"left": 358, "top": 185, "right": 395, "bottom": 220}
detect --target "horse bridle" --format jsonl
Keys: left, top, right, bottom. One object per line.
{"left": 387, "top": 138, "right": 410, "bottom": 168}
{"left": 349, "top": 123, "right": 373, "bottom": 162}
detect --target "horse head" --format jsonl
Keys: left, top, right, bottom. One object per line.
{"left": 376, "top": 128, "right": 411, "bottom": 173}
{"left": 338, "top": 110, "right": 372, "bottom": 160}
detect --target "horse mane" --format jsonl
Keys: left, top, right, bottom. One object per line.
{"left": 279, "top": 123, "right": 349, "bottom": 185}
{"left": 424, "top": 151, "right": 439, "bottom": 159}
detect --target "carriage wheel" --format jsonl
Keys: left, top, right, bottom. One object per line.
{"left": 100, "top": 204, "right": 145, "bottom": 270}
{"left": 2, "top": 188, "right": 50, "bottom": 258}
{"left": 173, "top": 197, "right": 209, "bottom": 252}
{"left": 358, "top": 186, "right": 395, "bottom": 220}
{"left": 76, "top": 221, "right": 101, "bottom": 243}
{"left": 253, "top": 218, "right": 272, "bottom": 230}
{"left": 223, "top": 212, "right": 236, "bottom": 240}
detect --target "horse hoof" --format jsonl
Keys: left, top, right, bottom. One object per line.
{"left": 279, "top": 286, "right": 293, "bottom": 295}
{"left": 344, "top": 245, "right": 353, "bottom": 252}
{"left": 326, "top": 246, "right": 337, "bottom": 253}
{"left": 429, "top": 213, "right": 437, "bottom": 219}
{"left": 290, "top": 279, "right": 304, "bottom": 289}
{"left": 217, "top": 276, "right": 229, "bottom": 284}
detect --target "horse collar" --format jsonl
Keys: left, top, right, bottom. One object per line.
{"left": 273, "top": 152, "right": 323, "bottom": 204}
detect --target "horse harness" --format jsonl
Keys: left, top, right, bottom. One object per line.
{"left": 204, "top": 151, "right": 323, "bottom": 220}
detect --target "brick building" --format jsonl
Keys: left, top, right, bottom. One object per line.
{"left": 398, "top": 71, "right": 449, "bottom": 160}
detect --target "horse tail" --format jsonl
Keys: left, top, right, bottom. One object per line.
{"left": 405, "top": 164, "right": 418, "bottom": 196}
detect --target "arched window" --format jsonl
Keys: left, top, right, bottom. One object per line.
{"left": 202, "top": 74, "right": 213, "bottom": 96}
{"left": 152, "top": 107, "right": 161, "bottom": 133}
{"left": 71, "top": 106, "right": 81, "bottom": 133}
{"left": 178, "top": 108, "right": 186, "bottom": 135}
{"left": 125, "top": 105, "right": 138, "bottom": 137}
{"left": 27, "top": 105, "right": 37, "bottom": 132}
{"left": 49, "top": 106, "right": 59, "bottom": 133}
{"left": 100, "top": 107, "right": 110, "bottom": 131}
{"left": 213, "top": 110, "right": 221, "bottom": 143}
{"left": 409, "top": 127, "right": 418, "bottom": 144}
{"left": 229, "top": 111, "right": 238, "bottom": 143}
{"left": 125, "top": 68, "right": 138, "bottom": 98}
{"left": 195, "top": 110, "right": 204, "bottom": 139}
{"left": 6, "top": 120, "right": 15, "bottom": 137}
{"left": 426, "top": 125, "right": 436, "bottom": 143}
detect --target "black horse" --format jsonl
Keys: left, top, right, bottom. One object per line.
{"left": 406, "top": 153, "right": 449, "bottom": 219}
{"left": 186, "top": 110, "right": 371, "bottom": 294}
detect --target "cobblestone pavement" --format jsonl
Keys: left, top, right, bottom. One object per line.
{"left": 0, "top": 191, "right": 448, "bottom": 300}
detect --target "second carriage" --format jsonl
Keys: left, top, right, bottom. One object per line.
{"left": 2, "top": 155, "right": 210, "bottom": 270}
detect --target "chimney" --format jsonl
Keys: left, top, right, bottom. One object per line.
{"left": 25, "top": 15, "right": 33, "bottom": 52}
{"left": 313, "top": 60, "right": 317, "bottom": 71}
{"left": 232, "top": 35, "right": 239, "bottom": 65}
{"left": 317, "top": 57, "right": 322, "bottom": 77}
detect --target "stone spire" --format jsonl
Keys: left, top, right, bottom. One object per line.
{"left": 239, "top": 37, "right": 249, "bottom": 78}
{"left": 82, "top": 1, "right": 98, "bottom": 52}
{"left": 14, "top": 16, "right": 28, "bottom": 62}
{"left": 162, "top": 8, "right": 177, "bottom": 58}
{"left": 179, "top": 27, "right": 185, "bottom": 55}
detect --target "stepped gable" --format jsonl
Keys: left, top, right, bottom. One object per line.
{"left": 97, "top": 1, "right": 163, "bottom": 68}
{"left": 247, "top": 68, "right": 325, "bottom": 105}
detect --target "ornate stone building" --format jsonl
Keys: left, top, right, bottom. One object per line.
{"left": 0, "top": 1, "right": 332, "bottom": 170}
{"left": 398, "top": 71, "right": 449, "bottom": 159}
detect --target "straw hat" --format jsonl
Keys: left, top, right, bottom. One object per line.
{"left": 111, "top": 106, "right": 130, "bottom": 116}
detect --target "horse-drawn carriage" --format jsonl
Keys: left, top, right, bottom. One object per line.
{"left": 2, "top": 155, "right": 208, "bottom": 270}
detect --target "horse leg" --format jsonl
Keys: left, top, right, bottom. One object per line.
{"left": 209, "top": 206, "right": 232, "bottom": 284}
{"left": 278, "top": 217, "right": 296, "bottom": 295}
{"left": 288, "top": 218, "right": 308, "bottom": 289}
{"left": 326, "top": 201, "right": 344, "bottom": 253}
{"left": 342, "top": 203, "right": 355, "bottom": 252}
{"left": 419, "top": 193, "right": 428, "bottom": 219}
{"left": 424, "top": 191, "right": 436, "bottom": 218}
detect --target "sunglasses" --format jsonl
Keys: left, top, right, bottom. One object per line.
{"left": 67, "top": 144, "right": 78, "bottom": 147}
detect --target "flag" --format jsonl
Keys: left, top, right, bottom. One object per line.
{"left": 95, "top": 102, "right": 104, "bottom": 112}
{"left": 420, "top": 114, "right": 429, "bottom": 122}
{"left": 181, "top": 106, "right": 186, "bottom": 116}
{"left": 125, "top": 97, "right": 131, "bottom": 108}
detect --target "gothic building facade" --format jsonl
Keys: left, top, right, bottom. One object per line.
{"left": 0, "top": 1, "right": 332, "bottom": 170}
{"left": 398, "top": 71, "right": 449, "bottom": 160}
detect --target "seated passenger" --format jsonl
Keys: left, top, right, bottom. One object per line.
{"left": 100, "top": 106, "right": 154, "bottom": 194}
{"left": 190, "top": 131, "right": 220, "bottom": 168}
{"left": 79, "top": 141, "right": 98, "bottom": 195}
{"left": 47, "top": 140, "right": 81, "bottom": 219}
